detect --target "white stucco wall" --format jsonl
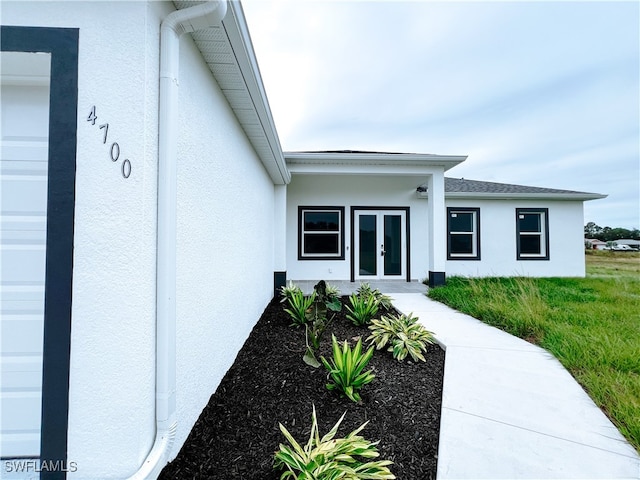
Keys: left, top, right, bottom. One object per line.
{"left": 287, "top": 172, "right": 588, "bottom": 281}
{"left": 445, "top": 199, "right": 587, "bottom": 277}
{"left": 2, "top": 1, "right": 275, "bottom": 477}
{"left": 174, "top": 26, "right": 275, "bottom": 458}
{"left": 286, "top": 174, "right": 432, "bottom": 282}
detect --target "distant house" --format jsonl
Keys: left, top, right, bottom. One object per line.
{"left": 0, "top": 1, "right": 607, "bottom": 478}
{"left": 586, "top": 239, "right": 608, "bottom": 250}
{"left": 615, "top": 239, "right": 640, "bottom": 249}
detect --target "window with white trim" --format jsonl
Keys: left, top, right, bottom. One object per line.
{"left": 298, "top": 207, "right": 345, "bottom": 260}
{"left": 516, "top": 208, "right": 549, "bottom": 260}
{"left": 447, "top": 208, "right": 480, "bottom": 260}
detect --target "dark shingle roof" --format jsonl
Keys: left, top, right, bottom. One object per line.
{"left": 444, "top": 177, "right": 606, "bottom": 200}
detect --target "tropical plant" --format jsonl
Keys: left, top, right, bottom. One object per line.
{"left": 367, "top": 313, "right": 435, "bottom": 362}
{"left": 306, "top": 280, "right": 342, "bottom": 324}
{"left": 303, "top": 280, "right": 342, "bottom": 368}
{"left": 284, "top": 289, "right": 316, "bottom": 326}
{"left": 321, "top": 334, "right": 375, "bottom": 402}
{"left": 325, "top": 282, "right": 342, "bottom": 300}
{"left": 274, "top": 405, "right": 395, "bottom": 480}
{"left": 280, "top": 280, "right": 303, "bottom": 304}
{"left": 345, "top": 293, "right": 379, "bottom": 326}
{"left": 356, "top": 283, "right": 393, "bottom": 310}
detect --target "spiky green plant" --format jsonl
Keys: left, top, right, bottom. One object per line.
{"left": 321, "top": 335, "right": 375, "bottom": 402}
{"left": 325, "top": 282, "right": 342, "bottom": 301}
{"left": 274, "top": 405, "right": 395, "bottom": 480}
{"left": 284, "top": 290, "right": 316, "bottom": 326}
{"left": 356, "top": 283, "right": 393, "bottom": 310}
{"left": 367, "top": 313, "right": 435, "bottom": 362}
{"left": 345, "top": 293, "right": 379, "bottom": 326}
{"left": 280, "top": 280, "right": 303, "bottom": 304}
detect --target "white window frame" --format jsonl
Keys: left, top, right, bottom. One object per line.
{"left": 447, "top": 208, "right": 480, "bottom": 260}
{"left": 298, "top": 207, "right": 344, "bottom": 260}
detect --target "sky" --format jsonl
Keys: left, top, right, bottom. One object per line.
{"left": 241, "top": 0, "right": 640, "bottom": 230}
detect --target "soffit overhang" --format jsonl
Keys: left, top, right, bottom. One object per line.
{"left": 173, "top": 1, "right": 290, "bottom": 184}
{"left": 285, "top": 151, "right": 468, "bottom": 176}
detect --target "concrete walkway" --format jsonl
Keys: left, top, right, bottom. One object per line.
{"left": 389, "top": 293, "right": 640, "bottom": 480}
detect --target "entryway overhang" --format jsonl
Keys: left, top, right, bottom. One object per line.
{"left": 285, "top": 151, "right": 467, "bottom": 176}
{"left": 285, "top": 151, "right": 468, "bottom": 288}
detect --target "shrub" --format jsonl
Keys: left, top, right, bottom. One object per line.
{"left": 321, "top": 334, "right": 375, "bottom": 402}
{"left": 280, "top": 280, "right": 302, "bottom": 303}
{"left": 283, "top": 289, "right": 315, "bottom": 326}
{"left": 302, "top": 280, "right": 343, "bottom": 368}
{"left": 367, "top": 313, "right": 435, "bottom": 362}
{"left": 345, "top": 293, "right": 379, "bottom": 326}
{"left": 274, "top": 405, "right": 395, "bottom": 480}
{"left": 356, "top": 283, "right": 393, "bottom": 310}
{"left": 305, "top": 280, "right": 342, "bottom": 324}
{"left": 325, "top": 281, "right": 342, "bottom": 300}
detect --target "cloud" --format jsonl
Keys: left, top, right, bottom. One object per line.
{"left": 243, "top": 0, "right": 639, "bottom": 228}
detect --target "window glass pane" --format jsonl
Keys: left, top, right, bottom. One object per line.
{"left": 520, "top": 235, "right": 541, "bottom": 254}
{"left": 359, "top": 215, "right": 377, "bottom": 275}
{"left": 304, "top": 211, "right": 339, "bottom": 231}
{"left": 519, "top": 213, "right": 541, "bottom": 232}
{"left": 450, "top": 212, "right": 473, "bottom": 232}
{"left": 384, "top": 215, "right": 402, "bottom": 275}
{"left": 451, "top": 234, "right": 473, "bottom": 254}
{"left": 304, "top": 234, "right": 339, "bottom": 255}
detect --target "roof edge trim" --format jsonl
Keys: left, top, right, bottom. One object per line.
{"left": 218, "top": 1, "right": 290, "bottom": 184}
{"left": 445, "top": 192, "right": 608, "bottom": 201}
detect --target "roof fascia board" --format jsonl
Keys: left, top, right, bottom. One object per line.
{"left": 445, "top": 192, "right": 608, "bottom": 201}
{"left": 286, "top": 152, "right": 467, "bottom": 173}
{"left": 288, "top": 163, "right": 448, "bottom": 176}
{"left": 218, "top": 2, "right": 290, "bottom": 184}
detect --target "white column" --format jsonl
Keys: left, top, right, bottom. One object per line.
{"left": 427, "top": 172, "right": 446, "bottom": 286}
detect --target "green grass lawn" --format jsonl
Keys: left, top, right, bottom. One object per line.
{"left": 428, "top": 250, "right": 640, "bottom": 452}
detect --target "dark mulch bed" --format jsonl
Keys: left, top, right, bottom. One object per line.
{"left": 160, "top": 296, "right": 445, "bottom": 479}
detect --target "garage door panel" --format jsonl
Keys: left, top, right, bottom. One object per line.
{"left": 1, "top": 392, "right": 41, "bottom": 429}
{"left": 1, "top": 285, "right": 45, "bottom": 303}
{"left": 1, "top": 247, "right": 46, "bottom": 283}
{"left": 2, "top": 231, "right": 46, "bottom": 244}
{"left": 1, "top": 357, "right": 42, "bottom": 390}
{"left": 1, "top": 217, "right": 47, "bottom": 233}
{"left": 1, "top": 144, "right": 48, "bottom": 164}
{"left": 1, "top": 177, "right": 48, "bottom": 214}
{"left": 0, "top": 432, "right": 41, "bottom": 459}
{"left": 1, "top": 52, "right": 51, "bottom": 459}
{"left": 1, "top": 317, "right": 44, "bottom": 354}
{"left": 1, "top": 85, "right": 49, "bottom": 137}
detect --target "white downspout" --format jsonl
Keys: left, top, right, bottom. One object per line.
{"left": 128, "top": 1, "right": 227, "bottom": 479}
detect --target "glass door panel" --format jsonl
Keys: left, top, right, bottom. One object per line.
{"left": 383, "top": 214, "right": 402, "bottom": 275}
{"left": 355, "top": 210, "right": 406, "bottom": 280}
{"left": 359, "top": 214, "right": 377, "bottom": 275}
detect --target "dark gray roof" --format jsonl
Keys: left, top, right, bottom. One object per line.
{"left": 444, "top": 177, "right": 606, "bottom": 200}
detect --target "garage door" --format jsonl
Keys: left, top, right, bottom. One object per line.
{"left": 1, "top": 51, "right": 51, "bottom": 458}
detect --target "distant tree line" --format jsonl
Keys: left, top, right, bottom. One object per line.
{"left": 584, "top": 222, "right": 640, "bottom": 241}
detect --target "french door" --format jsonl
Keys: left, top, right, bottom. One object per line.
{"left": 353, "top": 209, "right": 407, "bottom": 280}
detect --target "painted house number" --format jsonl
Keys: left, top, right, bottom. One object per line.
{"left": 87, "top": 106, "right": 132, "bottom": 179}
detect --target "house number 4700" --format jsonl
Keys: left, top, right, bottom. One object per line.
{"left": 87, "top": 106, "right": 132, "bottom": 179}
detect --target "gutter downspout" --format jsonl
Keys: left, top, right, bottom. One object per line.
{"left": 128, "top": 2, "right": 227, "bottom": 479}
